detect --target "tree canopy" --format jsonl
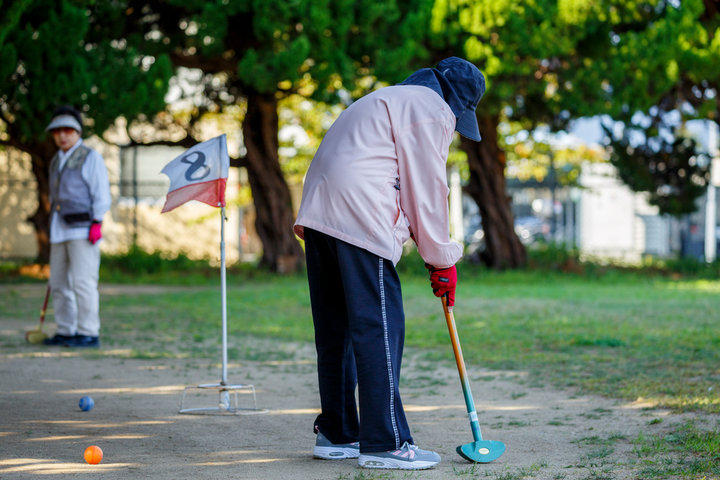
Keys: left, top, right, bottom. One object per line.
{"left": 604, "top": 124, "right": 711, "bottom": 216}
{"left": 423, "top": 0, "right": 718, "bottom": 267}
{"left": 1, "top": 0, "right": 171, "bottom": 144}
{"left": 0, "top": 0, "right": 172, "bottom": 261}
{"left": 2, "top": 0, "right": 718, "bottom": 266}
{"left": 565, "top": 0, "right": 719, "bottom": 215}
{"left": 107, "top": 0, "right": 434, "bottom": 271}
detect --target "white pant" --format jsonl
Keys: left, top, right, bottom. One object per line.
{"left": 49, "top": 239, "right": 101, "bottom": 337}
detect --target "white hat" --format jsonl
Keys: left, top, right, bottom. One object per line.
{"left": 45, "top": 114, "right": 82, "bottom": 132}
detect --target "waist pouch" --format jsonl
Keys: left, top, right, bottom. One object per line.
{"left": 63, "top": 212, "right": 92, "bottom": 225}
{"left": 55, "top": 200, "right": 93, "bottom": 227}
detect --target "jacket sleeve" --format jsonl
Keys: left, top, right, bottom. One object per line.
{"left": 82, "top": 149, "right": 112, "bottom": 222}
{"left": 395, "top": 117, "right": 463, "bottom": 268}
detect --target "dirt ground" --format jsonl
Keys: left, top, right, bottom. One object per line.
{"left": 0, "top": 284, "right": 701, "bottom": 480}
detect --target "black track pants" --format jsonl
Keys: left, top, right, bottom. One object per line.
{"left": 304, "top": 228, "right": 413, "bottom": 453}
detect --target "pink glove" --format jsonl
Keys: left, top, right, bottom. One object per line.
{"left": 88, "top": 222, "right": 102, "bottom": 245}
{"left": 426, "top": 264, "right": 457, "bottom": 307}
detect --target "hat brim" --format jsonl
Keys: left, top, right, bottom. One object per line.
{"left": 455, "top": 108, "right": 481, "bottom": 142}
{"left": 46, "top": 115, "right": 82, "bottom": 132}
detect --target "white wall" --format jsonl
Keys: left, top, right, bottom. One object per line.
{"left": 579, "top": 163, "right": 638, "bottom": 259}
{"left": 0, "top": 140, "right": 256, "bottom": 263}
{"left": 578, "top": 162, "right": 675, "bottom": 262}
{"left": 0, "top": 148, "right": 37, "bottom": 258}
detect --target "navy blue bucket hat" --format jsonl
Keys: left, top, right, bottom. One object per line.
{"left": 399, "top": 57, "right": 486, "bottom": 141}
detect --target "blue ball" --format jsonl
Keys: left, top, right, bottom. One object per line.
{"left": 79, "top": 396, "right": 94, "bottom": 412}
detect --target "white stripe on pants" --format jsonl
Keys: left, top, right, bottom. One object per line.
{"left": 49, "top": 239, "right": 101, "bottom": 336}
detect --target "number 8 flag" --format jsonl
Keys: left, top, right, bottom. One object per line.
{"left": 161, "top": 134, "right": 230, "bottom": 213}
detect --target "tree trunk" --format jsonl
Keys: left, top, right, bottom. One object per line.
{"left": 462, "top": 114, "right": 526, "bottom": 269}
{"left": 242, "top": 91, "right": 303, "bottom": 272}
{"left": 25, "top": 141, "right": 55, "bottom": 264}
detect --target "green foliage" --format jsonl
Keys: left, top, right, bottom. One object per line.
{"left": 0, "top": 260, "right": 39, "bottom": 283}
{"left": 101, "top": 0, "right": 438, "bottom": 273}
{"left": 524, "top": 243, "right": 720, "bottom": 279}
{"left": 429, "top": 0, "right": 568, "bottom": 119}
{"left": 97, "top": 246, "right": 288, "bottom": 284}
{"left": 0, "top": 0, "right": 31, "bottom": 48}
{"left": 574, "top": 0, "right": 719, "bottom": 125}
{"left": 428, "top": 0, "right": 719, "bottom": 144}
{"left": 604, "top": 125, "right": 711, "bottom": 216}
{"left": 525, "top": 243, "right": 584, "bottom": 272}
{"left": 101, "top": 246, "right": 208, "bottom": 277}
{"left": 136, "top": 0, "right": 434, "bottom": 105}
{"left": 501, "top": 121, "right": 608, "bottom": 185}
{"left": 278, "top": 94, "right": 343, "bottom": 182}
{"left": 427, "top": 0, "right": 718, "bottom": 257}
{"left": 658, "top": 256, "right": 720, "bottom": 278}
{"left": 0, "top": 0, "right": 172, "bottom": 143}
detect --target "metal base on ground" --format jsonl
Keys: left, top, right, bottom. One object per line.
{"left": 179, "top": 383, "right": 268, "bottom": 415}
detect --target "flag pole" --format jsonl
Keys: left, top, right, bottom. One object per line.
{"left": 220, "top": 205, "right": 228, "bottom": 386}
{"left": 176, "top": 134, "right": 266, "bottom": 415}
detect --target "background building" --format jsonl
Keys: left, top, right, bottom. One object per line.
{"left": 2, "top": 140, "right": 718, "bottom": 265}
{"left": 0, "top": 138, "right": 260, "bottom": 263}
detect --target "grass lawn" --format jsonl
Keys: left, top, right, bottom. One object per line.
{"left": 5, "top": 266, "right": 717, "bottom": 414}
{"left": 2, "top": 262, "right": 719, "bottom": 479}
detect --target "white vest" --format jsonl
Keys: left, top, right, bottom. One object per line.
{"left": 50, "top": 145, "right": 93, "bottom": 226}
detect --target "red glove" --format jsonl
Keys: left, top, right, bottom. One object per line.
{"left": 88, "top": 221, "right": 102, "bottom": 245}
{"left": 426, "top": 264, "right": 457, "bottom": 307}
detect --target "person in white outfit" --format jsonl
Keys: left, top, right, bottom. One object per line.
{"left": 43, "top": 105, "right": 111, "bottom": 348}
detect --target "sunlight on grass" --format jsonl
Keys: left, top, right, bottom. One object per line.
{"left": 2, "top": 272, "right": 719, "bottom": 417}
{"left": 662, "top": 279, "right": 720, "bottom": 293}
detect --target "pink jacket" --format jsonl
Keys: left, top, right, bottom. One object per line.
{"left": 293, "top": 85, "right": 463, "bottom": 267}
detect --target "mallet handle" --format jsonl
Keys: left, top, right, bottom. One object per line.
{"left": 40, "top": 285, "right": 51, "bottom": 323}
{"left": 443, "top": 295, "right": 483, "bottom": 442}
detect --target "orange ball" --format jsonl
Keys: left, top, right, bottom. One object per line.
{"left": 84, "top": 445, "right": 103, "bottom": 464}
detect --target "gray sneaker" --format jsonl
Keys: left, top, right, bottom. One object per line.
{"left": 313, "top": 432, "right": 360, "bottom": 460}
{"left": 359, "top": 442, "right": 441, "bottom": 470}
